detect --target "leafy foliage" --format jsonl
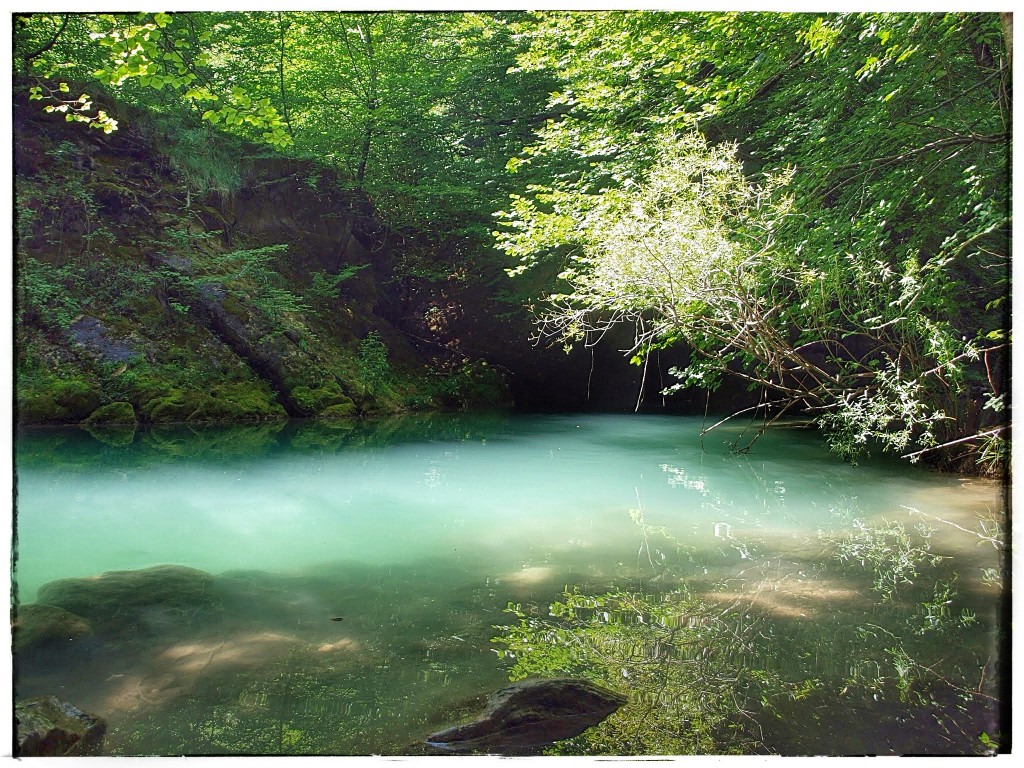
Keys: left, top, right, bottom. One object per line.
{"left": 11, "top": 10, "right": 1010, "bottom": 470}
{"left": 14, "top": 11, "right": 552, "bottom": 242}
{"left": 494, "top": 11, "right": 1009, "bottom": 470}
{"left": 357, "top": 332, "right": 392, "bottom": 396}
{"left": 198, "top": 244, "right": 308, "bottom": 325}
{"left": 305, "top": 265, "right": 369, "bottom": 304}
{"left": 16, "top": 258, "right": 84, "bottom": 328}
{"left": 15, "top": 140, "right": 111, "bottom": 259}
{"left": 494, "top": 588, "right": 785, "bottom": 754}
{"left": 821, "top": 519, "right": 945, "bottom": 601}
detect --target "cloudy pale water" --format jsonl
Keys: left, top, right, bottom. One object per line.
{"left": 13, "top": 414, "right": 1007, "bottom": 755}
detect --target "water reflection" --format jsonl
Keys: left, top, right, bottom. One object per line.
{"left": 12, "top": 414, "right": 1007, "bottom": 755}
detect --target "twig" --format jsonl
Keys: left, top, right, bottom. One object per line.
{"left": 901, "top": 425, "right": 1008, "bottom": 460}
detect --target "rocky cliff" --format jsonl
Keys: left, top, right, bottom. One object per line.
{"left": 14, "top": 92, "right": 513, "bottom": 426}
{"left": 14, "top": 90, "right": 740, "bottom": 425}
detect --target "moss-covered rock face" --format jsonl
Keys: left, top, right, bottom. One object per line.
{"left": 17, "top": 376, "right": 104, "bottom": 423}
{"left": 317, "top": 401, "right": 357, "bottom": 419}
{"left": 13, "top": 603, "right": 94, "bottom": 653}
{"left": 13, "top": 93, "right": 518, "bottom": 427}
{"left": 139, "top": 381, "right": 286, "bottom": 424}
{"left": 82, "top": 401, "right": 137, "bottom": 425}
{"left": 187, "top": 381, "right": 288, "bottom": 423}
{"left": 291, "top": 380, "right": 353, "bottom": 416}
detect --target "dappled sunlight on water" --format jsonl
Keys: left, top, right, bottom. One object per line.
{"left": 13, "top": 414, "right": 1007, "bottom": 755}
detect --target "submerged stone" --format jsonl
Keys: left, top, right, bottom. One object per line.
{"left": 425, "top": 677, "right": 627, "bottom": 753}
{"left": 13, "top": 603, "right": 94, "bottom": 653}
{"left": 36, "top": 564, "right": 220, "bottom": 632}
{"left": 15, "top": 695, "right": 106, "bottom": 756}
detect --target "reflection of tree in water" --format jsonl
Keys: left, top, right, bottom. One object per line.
{"left": 495, "top": 587, "right": 790, "bottom": 754}
{"left": 492, "top": 505, "right": 1005, "bottom": 755}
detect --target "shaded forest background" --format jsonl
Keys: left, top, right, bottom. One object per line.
{"left": 11, "top": 11, "right": 1011, "bottom": 473}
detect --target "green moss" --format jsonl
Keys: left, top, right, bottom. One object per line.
{"left": 188, "top": 383, "right": 287, "bottom": 423}
{"left": 145, "top": 391, "right": 195, "bottom": 423}
{"left": 16, "top": 376, "right": 102, "bottom": 424}
{"left": 144, "top": 381, "right": 285, "bottom": 424}
{"left": 290, "top": 380, "right": 352, "bottom": 415}
{"left": 220, "top": 294, "right": 251, "bottom": 321}
{"left": 82, "top": 401, "right": 137, "bottom": 425}
{"left": 54, "top": 378, "right": 102, "bottom": 416}
{"left": 317, "top": 402, "right": 356, "bottom": 419}
{"left": 17, "top": 393, "right": 67, "bottom": 423}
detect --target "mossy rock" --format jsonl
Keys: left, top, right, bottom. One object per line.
{"left": 16, "top": 393, "right": 67, "bottom": 423}
{"left": 55, "top": 378, "right": 104, "bottom": 415}
{"left": 220, "top": 294, "right": 251, "bottom": 321}
{"left": 17, "top": 377, "right": 103, "bottom": 424}
{"left": 145, "top": 382, "right": 285, "bottom": 424}
{"left": 36, "top": 565, "right": 221, "bottom": 631}
{"left": 124, "top": 375, "right": 173, "bottom": 415}
{"left": 13, "top": 604, "right": 94, "bottom": 654}
{"left": 290, "top": 380, "right": 352, "bottom": 415}
{"left": 82, "top": 401, "right": 137, "bottom": 426}
{"left": 188, "top": 381, "right": 288, "bottom": 423}
{"left": 15, "top": 696, "right": 106, "bottom": 756}
{"left": 317, "top": 402, "right": 357, "bottom": 419}
{"left": 144, "top": 391, "right": 195, "bottom": 423}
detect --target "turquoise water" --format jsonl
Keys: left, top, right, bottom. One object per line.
{"left": 12, "top": 414, "right": 1007, "bottom": 755}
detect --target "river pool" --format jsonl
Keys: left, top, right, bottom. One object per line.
{"left": 12, "top": 413, "right": 1008, "bottom": 755}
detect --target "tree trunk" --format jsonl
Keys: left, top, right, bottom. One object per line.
{"left": 1000, "top": 12, "right": 1012, "bottom": 67}
{"left": 355, "top": 18, "right": 378, "bottom": 187}
{"left": 276, "top": 12, "right": 293, "bottom": 137}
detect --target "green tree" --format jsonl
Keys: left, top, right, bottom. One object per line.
{"left": 496, "top": 11, "right": 1010, "bottom": 470}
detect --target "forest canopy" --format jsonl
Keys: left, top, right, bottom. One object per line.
{"left": 13, "top": 10, "right": 1011, "bottom": 471}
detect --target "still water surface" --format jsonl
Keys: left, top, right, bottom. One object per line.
{"left": 13, "top": 413, "right": 1007, "bottom": 755}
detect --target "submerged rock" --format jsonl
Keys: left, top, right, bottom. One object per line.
{"left": 15, "top": 695, "right": 106, "bottom": 756}
{"left": 425, "top": 677, "right": 627, "bottom": 753}
{"left": 13, "top": 603, "right": 94, "bottom": 653}
{"left": 36, "top": 564, "right": 220, "bottom": 633}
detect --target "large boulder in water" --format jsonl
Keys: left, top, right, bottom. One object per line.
{"left": 13, "top": 603, "right": 93, "bottom": 653}
{"left": 15, "top": 696, "right": 106, "bottom": 756}
{"left": 426, "top": 677, "right": 627, "bottom": 753}
{"left": 36, "top": 564, "right": 221, "bottom": 634}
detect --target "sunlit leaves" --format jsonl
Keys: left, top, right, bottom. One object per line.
{"left": 18, "top": 11, "right": 292, "bottom": 148}
{"left": 497, "top": 10, "right": 1008, "bottom": 468}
